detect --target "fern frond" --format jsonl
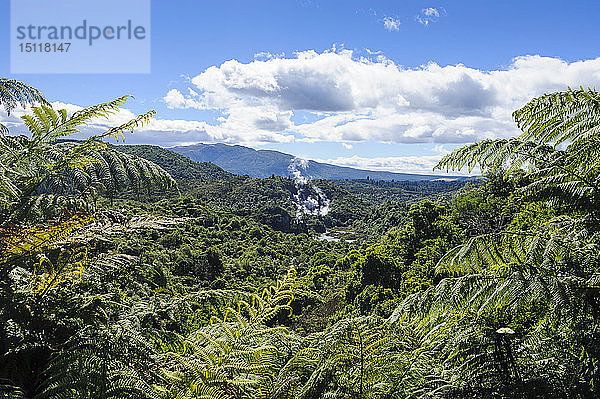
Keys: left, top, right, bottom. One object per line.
{"left": 24, "top": 96, "right": 132, "bottom": 142}
{"left": 0, "top": 78, "right": 49, "bottom": 133}
{"left": 513, "top": 87, "right": 600, "bottom": 147}
{"left": 37, "top": 324, "right": 159, "bottom": 399}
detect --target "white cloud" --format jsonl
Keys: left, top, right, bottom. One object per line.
{"left": 433, "top": 144, "right": 450, "bottom": 154}
{"left": 5, "top": 49, "right": 600, "bottom": 164}
{"left": 423, "top": 8, "right": 440, "bottom": 17}
{"left": 383, "top": 17, "right": 401, "bottom": 32}
{"left": 0, "top": 100, "right": 292, "bottom": 147}
{"left": 319, "top": 154, "right": 479, "bottom": 176}
{"left": 318, "top": 155, "right": 452, "bottom": 175}
{"left": 164, "top": 50, "right": 600, "bottom": 147}
{"left": 416, "top": 7, "right": 446, "bottom": 25}
{"left": 254, "top": 51, "right": 285, "bottom": 60}
{"left": 164, "top": 88, "right": 203, "bottom": 109}
{"left": 342, "top": 143, "right": 353, "bottom": 149}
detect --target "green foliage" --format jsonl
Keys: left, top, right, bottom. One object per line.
{"left": 0, "top": 80, "right": 181, "bottom": 398}
{"left": 3, "top": 80, "right": 598, "bottom": 399}
{"left": 401, "top": 88, "right": 600, "bottom": 396}
{"left": 156, "top": 269, "right": 296, "bottom": 399}
{"left": 285, "top": 316, "right": 446, "bottom": 399}
{"left": 0, "top": 96, "right": 175, "bottom": 223}
{"left": 0, "top": 78, "right": 49, "bottom": 133}
{"left": 437, "top": 88, "right": 600, "bottom": 211}
{"left": 113, "top": 144, "right": 232, "bottom": 181}
{"left": 39, "top": 324, "right": 158, "bottom": 399}
{"left": 334, "top": 178, "right": 468, "bottom": 206}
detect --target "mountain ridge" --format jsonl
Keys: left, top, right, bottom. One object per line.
{"left": 170, "top": 143, "right": 470, "bottom": 181}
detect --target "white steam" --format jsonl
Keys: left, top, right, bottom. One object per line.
{"left": 288, "top": 158, "right": 331, "bottom": 219}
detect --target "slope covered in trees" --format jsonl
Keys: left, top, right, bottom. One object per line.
{"left": 1, "top": 80, "right": 598, "bottom": 398}
{"left": 332, "top": 178, "right": 472, "bottom": 205}
{"left": 113, "top": 144, "right": 232, "bottom": 181}
{"left": 112, "top": 144, "right": 467, "bottom": 232}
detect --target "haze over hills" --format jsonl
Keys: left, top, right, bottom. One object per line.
{"left": 171, "top": 143, "right": 470, "bottom": 181}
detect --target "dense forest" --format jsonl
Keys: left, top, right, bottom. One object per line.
{"left": 1, "top": 78, "right": 599, "bottom": 398}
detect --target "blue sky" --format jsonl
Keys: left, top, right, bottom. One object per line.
{"left": 2, "top": 0, "right": 600, "bottom": 174}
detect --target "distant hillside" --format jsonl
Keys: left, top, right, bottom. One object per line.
{"left": 113, "top": 144, "right": 232, "bottom": 181}
{"left": 110, "top": 143, "right": 469, "bottom": 232}
{"left": 332, "top": 179, "right": 471, "bottom": 205}
{"left": 171, "top": 143, "right": 470, "bottom": 181}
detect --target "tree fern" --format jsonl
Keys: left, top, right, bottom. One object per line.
{"left": 36, "top": 324, "right": 159, "bottom": 399}
{"left": 0, "top": 96, "right": 175, "bottom": 223}
{"left": 0, "top": 205, "right": 187, "bottom": 398}
{"left": 156, "top": 269, "right": 297, "bottom": 399}
{"left": 405, "top": 88, "right": 600, "bottom": 392}
{"left": 0, "top": 78, "right": 49, "bottom": 133}
{"left": 281, "top": 315, "right": 447, "bottom": 399}
{"left": 0, "top": 215, "right": 94, "bottom": 269}
{"left": 437, "top": 88, "right": 600, "bottom": 210}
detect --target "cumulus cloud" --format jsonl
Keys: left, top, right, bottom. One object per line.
{"left": 6, "top": 49, "right": 600, "bottom": 158}
{"left": 416, "top": 7, "right": 446, "bottom": 25}
{"left": 320, "top": 153, "right": 479, "bottom": 175}
{"left": 254, "top": 51, "right": 285, "bottom": 60}
{"left": 0, "top": 100, "right": 291, "bottom": 147}
{"left": 383, "top": 17, "right": 401, "bottom": 32}
{"left": 164, "top": 89, "right": 203, "bottom": 109}
{"left": 318, "top": 155, "right": 450, "bottom": 175}
{"left": 164, "top": 50, "right": 600, "bottom": 146}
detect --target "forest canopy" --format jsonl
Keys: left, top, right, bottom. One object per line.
{"left": 0, "top": 79, "right": 599, "bottom": 398}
